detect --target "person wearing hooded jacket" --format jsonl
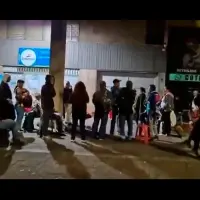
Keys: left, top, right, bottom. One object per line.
{"left": 40, "top": 75, "right": 56, "bottom": 139}
{"left": 92, "top": 81, "right": 112, "bottom": 140}
{"left": 117, "top": 80, "right": 136, "bottom": 140}
{"left": 110, "top": 79, "right": 121, "bottom": 135}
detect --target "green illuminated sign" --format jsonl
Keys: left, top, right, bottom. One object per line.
{"left": 169, "top": 73, "right": 200, "bottom": 82}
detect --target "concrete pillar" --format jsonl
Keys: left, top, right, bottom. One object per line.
{"left": 49, "top": 20, "right": 66, "bottom": 113}
{"left": 79, "top": 69, "right": 97, "bottom": 113}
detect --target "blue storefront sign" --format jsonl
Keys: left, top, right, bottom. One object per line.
{"left": 18, "top": 48, "right": 50, "bottom": 67}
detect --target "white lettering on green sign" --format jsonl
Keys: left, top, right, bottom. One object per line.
{"left": 169, "top": 73, "right": 200, "bottom": 82}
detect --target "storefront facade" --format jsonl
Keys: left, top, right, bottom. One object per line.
{"left": 0, "top": 46, "right": 79, "bottom": 96}
{"left": 0, "top": 20, "right": 167, "bottom": 112}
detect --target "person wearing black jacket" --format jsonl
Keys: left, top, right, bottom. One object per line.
{"left": 0, "top": 74, "right": 12, "bottom": 100}
{"left": 0, "top": 98, "right": 25, "bottom": 144}
{"left": 40, "top": 75, "right": 56, "bottom": 139}
{"left": 92, "top": 81, "right": 112, "bottom": 140}
{"left": 70, "top": 81, "right": 89, "bottom": 142}
{"left": 63, "top": 81, "right": 73, "bottom": 124}
{"left": 0, "top": 74, "right": 15, "bottom": 120}
{"left": 117, "top": 80, "right": 136, "bottom": 140}
{"left": 110, "top": 79, "right": 121, "bottom": 135}
{"left": 135, "top": 87, "right": 146, "bottom": 124}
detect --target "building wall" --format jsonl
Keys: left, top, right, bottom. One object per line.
{"left": 168, "top": 20, "right": 197, "bottom": 27}
{"left": 0, "top": 20, "right": 197, "bottom": 42}
{"left": 79, "top": 20, "right": 146, "bottom": 45}
{"left": 0, "top": 20, "right": 167, "bottom": 111}
{"left": 0, "top": 39, "right": 166, "bottom": 72}
{"left": 0, "top": 20, "right": 51, "bottom": 41}
{"left": 0, "top": 20, "right": 166, "bottom": 72}
{"left": 0, "top": 20, "right": 196, "bottom": 111}
{"left": 67, "top": 42, "right": 166, "bottom": 72}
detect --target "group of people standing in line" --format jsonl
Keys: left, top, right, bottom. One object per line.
{"left": 63, "top": 78, "right": 137, "bottom": 141}
{"left": 63, "top": 78, "right": 175, "bottom": 141}
{"left": 1, "top": 72, "right": 200, "bottom": 156}
{"left": 0, "top": 72, "right": 176, "bottom": 144}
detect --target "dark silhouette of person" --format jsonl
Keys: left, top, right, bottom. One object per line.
{"left": 70, "top": 81, "right": 89, "bottom": 142}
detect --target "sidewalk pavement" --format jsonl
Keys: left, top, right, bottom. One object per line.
{"left": 1, "top": 117, "right": 199, "bottom": 179}
{"left": 1, "top": 128, "right": 200, "bottom": 179}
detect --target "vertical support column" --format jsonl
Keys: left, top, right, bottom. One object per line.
{"left": 49, "top": 20, "right": 66, "bottom": 113}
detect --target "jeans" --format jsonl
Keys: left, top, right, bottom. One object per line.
{"left": 64, "top": 103, "right": 72, "bottom": 123}
{"left": 92, "top": 113, "right": 108, "bottom": 139}
{"left": 119, "top": 114, "right": 133, "bottom": 138}
{"left": 23, "top": 111, "right": 35, "bottom": 131}
{"left": 110, "top": 107, "right": 119, "bottom": 134}
{"left": 15, "top": 104, "right": 24, "bottom": 130}
{"left": 162, "top": 111, "right": 171, "bottom": 135}
{"left": 52, "top": 112, "right": 63, "bottom": 133}
{"left": 0, "top": 119, "right": 23, "bottom": 140}
{"left": 40, "top": 110, "right": 53, "bottom": 137}
{"left": 71, "top": 116, "right": 86, "bottom": 140}
{"left": 149, "top": 114, "right": 157, "bottom": 137}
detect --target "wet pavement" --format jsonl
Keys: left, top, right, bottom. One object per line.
{"left": 1, "top": 131, "right": 200, "bottom": 179}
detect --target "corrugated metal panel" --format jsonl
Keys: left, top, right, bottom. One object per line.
{"left": 78, "top": 42, "right": 97, "bottom": 69}
{"left": 66, "top": 42, "right": 165, "bottom": 72}
{"left": 67, "top": 42, "right": 79, "bottom": 68}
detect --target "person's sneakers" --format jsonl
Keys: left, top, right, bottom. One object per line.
{"left": 71, "top": 139, "right": 75, "bottom": 142}
{"left": 192, "top": 149, "right": 199, "bottom": 157}
{"left": 43, "top": 135, "right": 52, "bottom": 141}
{"left": 186, "top": 140, "right": 192, "bottom": 148}
{"left": 94, "top": 135, "right": 100, "bottom": 140}
{"left": 120, "top": 136, "right": 126, "bottom": 141}
{"left": 153, "top": 135, "right": 159, "bottom": 140}
{"left": 127, "top": 136, "right": 134, "bottom": 141}
{"left": 81, "top": 139, "right": 86, "bottom": 143}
